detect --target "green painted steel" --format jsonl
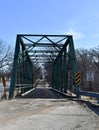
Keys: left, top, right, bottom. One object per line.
{"left": 9, "top": 34, "right": 79, "bottom": 99}
{"left": 9, "top": 36, "right": 20, "bottom": 99}
{"left": 52, "top": 36, "right": 79, "bottom": 97}
{"left": 9, "top": 35, "right": 33, "bottom": 99}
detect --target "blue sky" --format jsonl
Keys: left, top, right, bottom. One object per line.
{"left": 0, "top": 0, "right": 99, "bottom": 49}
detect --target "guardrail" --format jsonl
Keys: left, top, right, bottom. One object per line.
{"left": 79, "top": 91, "right": 99, "bottom": 98}
{"left": 14, "top": 80, "right": 40, "bottom": 97}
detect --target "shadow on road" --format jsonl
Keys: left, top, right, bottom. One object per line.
{"left": 85, "top": 101, "right": 99, "bottom": 116}
{"left": 78, "top": 100, "right": 99, "bottom": 116}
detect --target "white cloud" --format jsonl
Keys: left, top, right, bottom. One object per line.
{"left": 65, "top": 28, "right": 85, "bottom": 40}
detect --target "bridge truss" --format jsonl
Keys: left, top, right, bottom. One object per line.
{"left": 9, "top": 34, "right": 79, "bottom": 99}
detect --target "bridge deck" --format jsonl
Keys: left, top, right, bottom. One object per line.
{"left": 22, "top": 88, "right": 62, "bottom": 98}
{"left": 21, "top": 80, "right": 64, "bottom": 99}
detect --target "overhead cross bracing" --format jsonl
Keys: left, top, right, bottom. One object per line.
{"left": 9, "top": 34, "right": 79, "bottom": 99}
{"left": 20, "top": 34, "right": 67, "bottom": 64}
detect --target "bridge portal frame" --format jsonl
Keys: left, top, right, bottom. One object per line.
{"left": 9, "top": 34, "right": 79, "bottom": 99}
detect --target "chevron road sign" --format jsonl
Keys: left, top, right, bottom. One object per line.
{"left": 75, "top": 72, "right": 81, "bottom": 85}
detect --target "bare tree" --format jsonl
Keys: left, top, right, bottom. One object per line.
{"left": 76, "top": 49, "right": 89, "bottom": 89}
{"left": 0, "top": 40, "right": 13, "bottom": 70}
{"left": 90, "top": 46, "right": 99, "bottom": 91}
{"left": 91, "top": 46, "right": 99, "bottom": 69}
{"left": 76, "top": 47, "right": 99, "bottom": 92}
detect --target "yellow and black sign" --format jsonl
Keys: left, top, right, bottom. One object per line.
{"left": 75, "top": 72, "right": 81, "bottom": 85}
{"left": 1, "top": 74, "right": 6, "bottom": 86}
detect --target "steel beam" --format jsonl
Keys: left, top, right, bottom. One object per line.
{"left": 9, "top": 36, "right": 20, "bottom": 99}
{"left": 25, "top": 43, "right": 64, "bottom": 47}
{"left": 18, "top": 34, "right": 67, "bottom": 37}
{"left": 28, "top": 50, "right": 59, "bottom": 53}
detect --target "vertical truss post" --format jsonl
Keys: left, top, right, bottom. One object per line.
{"left": 56, "top": 58, "right": 58, "bottom": 90}
{"left": 52, "top": 64, "right": 54, "bottom": 89}
{"left": 55, "top": 61, "right": 58, "bottom": 90}
{"left": 63, "top": 47, "right": 67, "bottom": 93}
{"left": 21, "top": 46, "right": 25, "bottom": 93}
{"left": 60, "top": 53, "right": 63, "bottom": 92}
{"left": 68, "top": 55, "right": 73, "bottom": 95}
{"left": 55, "top": 62, "right": 58, "bottom": 90}
{"left": 55, "top": 60, "right": 58, "bottom": 90}
{"left": 58, "top": 59, "right": 60, "bottom": 91}
{"left": 56, "top": 59, "right": 59, "bottom": 90}
{"left": 68, "top": 36, "right": 79, "bottom": 97}
{"left": 9, "top": 36, "right": 20, "bottom": 99}
{"left": 52, "top": 60, "right": 55, "bottom": 89}
{"left": 26, "top": 58, "right": 33, "bottom": 90}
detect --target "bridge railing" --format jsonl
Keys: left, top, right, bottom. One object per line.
{"left": 80, "top": 91, "right": 99, "bottom": 99}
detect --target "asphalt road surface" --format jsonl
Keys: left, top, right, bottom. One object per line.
{"left": 0, "top": 80, "right": 99, "bottom": 130}
{"left": 22, "top": 80, "right": 63, "bottom": 99}
{"left": 22, "top": 88, "right": 63, "bottom": 99}
{"left": 0, "top": 99, "right": 99, "bottom": 130}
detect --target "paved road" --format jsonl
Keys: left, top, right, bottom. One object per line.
{"left": 22, "top": 80, "right": 63, "bottom": 99}
{"left": 0, "top": 99, "right": 99, "bottom": 130}
{"left": 0, "top": 80, "right": 99, "bottom": 130}
{"left": 21, "top": 80, "right": 99, "bottom": 116}
{"left": 22, "top": 88, "right": 63, "bottom": 99}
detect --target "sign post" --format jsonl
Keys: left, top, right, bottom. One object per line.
{"left": 86, "top": 71, "right": 94, "bottom": 82}
{"left": 86, "top": 70, "right": 94, "bottom": 99}
{"left": 1, "top": 74, "right": 7, "bottom": 99}
{"left": 86, "top": 71, "right": 94, "bottom": 90}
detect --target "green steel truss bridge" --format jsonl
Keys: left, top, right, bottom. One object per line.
{"left": 9, "top": 34, "right": 80, "bottom": 99}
